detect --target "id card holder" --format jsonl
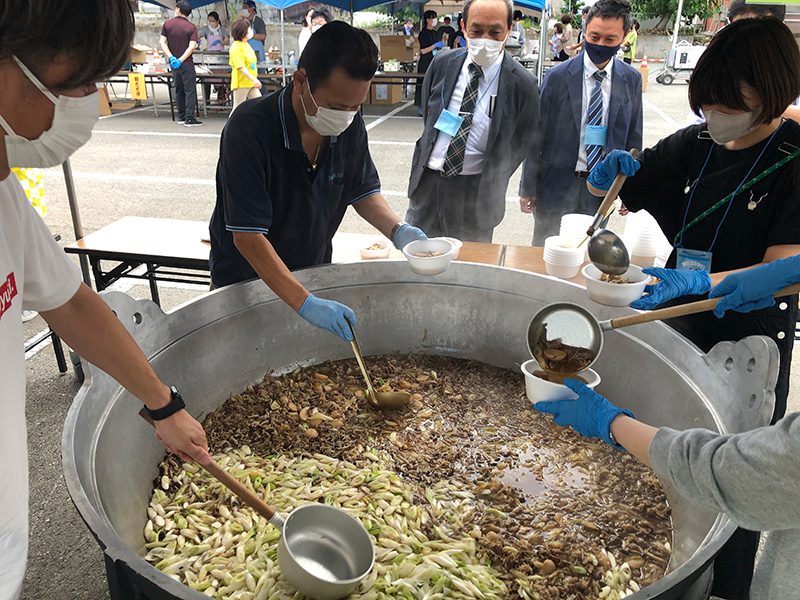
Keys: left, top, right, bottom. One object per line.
{"left": 585, "top": 125, "right": 607, "bottom": 146}
{"left": 676, "top": 247, "right": 712, "bottom": 272}
{"left": 434, "top": 108, "right": 464, "bottom": 138}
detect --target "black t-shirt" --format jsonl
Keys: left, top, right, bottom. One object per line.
{"left": 622, "top": 120, "right": 800, "bottom": 420}
{"left": 418, "top": 28, "right": 441, "bottom": 72}
{"left": 209, "top": 83, "right": 381, "bottom": 288}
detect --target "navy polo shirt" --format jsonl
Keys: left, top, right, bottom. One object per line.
{"left": 209, "top": 82, "right": 381, "bottom": 287}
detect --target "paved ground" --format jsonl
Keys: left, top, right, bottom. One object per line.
{"left": 19, "top": 73, "right": 796, "bottom": 599}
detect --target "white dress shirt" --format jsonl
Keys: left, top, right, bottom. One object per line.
{"left": 576, "top": 51, "right": 614, "bottom": 171}
{"left": 427, "top": 52, "right": 502, "bottom": 175}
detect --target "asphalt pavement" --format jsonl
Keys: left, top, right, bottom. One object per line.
{"left": 19, "top": 73, "right": 796, "bottom": 599}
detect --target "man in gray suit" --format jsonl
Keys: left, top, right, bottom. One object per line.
{"left": 519, "top": 0, "right": 643, "bottom": 246}
{"left": 406, "top": 0, "right": 539, "bottom": 242}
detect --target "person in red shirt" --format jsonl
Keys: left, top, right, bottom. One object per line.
{"left": 159, "top": 0, "right": 202, "bottom": 126}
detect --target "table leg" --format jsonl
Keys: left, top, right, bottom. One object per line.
{"left": 51, "top": 331, "right": 68, "bottom": 374}
{"left": 168, "top": 79, "right": 175, "bottom": 121}
{"left": 151, "top": 80, "right": 158, "bottom": 117}
{"left": 201, "top": 81, "right": 208, "bottom": 119}
{"left": 90, "top": 257, "right": 107, "bottom": 292}
{"left": 147, "top": 262, "right": 161, "bottom": 306}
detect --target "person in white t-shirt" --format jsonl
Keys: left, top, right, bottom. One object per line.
{"left": 0, "top": 2, "right": 211, "bottom": 598}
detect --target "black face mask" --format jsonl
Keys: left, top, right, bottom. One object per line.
{"left": 584, "top": 40, "right": 620, "bottom": 65}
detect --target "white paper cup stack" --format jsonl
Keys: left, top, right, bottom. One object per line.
{"left": 543, "top": 235, "right": 585, "bottom": 279}
{"left": 559, "top": 213, "right": 594, "bottom": 262}
{"left": 624, "top": 210, "right": 669, "bottom": 268}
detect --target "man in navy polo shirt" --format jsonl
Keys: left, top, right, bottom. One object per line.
{"left": 210, "top": 22, "right": 426, "bottom": 342}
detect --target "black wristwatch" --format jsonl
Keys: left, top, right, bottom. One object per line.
{"left": 390, "top": 220, "right": 409, "bottom": 247}
{"left": 144, "top": 386, "right": 186, "bottom": 421}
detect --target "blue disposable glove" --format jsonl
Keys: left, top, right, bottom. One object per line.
{"left": 434, "top": 41, "right": 446, "bottom": 49}
{"left": 169, "top": 56, "right": 182, "bottom": 69}
{"left": 458, "top": 38, "right": 466, "bottom": 48}
{"left": 587, "top": 149, "right": 641, "bottom": 191}
{"left": 393, "top": 224, "right": 427, "bottom": 250}
{"left": 709, "top": 255, "right": 800, "bottom": 318}
{"left": 298, "top": 295, "right": 356, "bottom": 342}
{"left": 631, "top": 266, "right": 712, "bottom": 310}
{"left": 534, "top": 379, "right": 634, "bottom": 448}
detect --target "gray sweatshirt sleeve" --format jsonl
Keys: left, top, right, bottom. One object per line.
{"left": 648, "top": 412, "right": 800, "bottom": 531}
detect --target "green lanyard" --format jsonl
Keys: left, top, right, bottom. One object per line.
{"left": 672, "top": 145, "right": 800, "bottom": 247}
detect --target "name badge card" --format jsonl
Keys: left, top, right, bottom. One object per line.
{"left": 676, "top": 247, "right": 712, "bottom": 273}
{"left": 434, "top": 108, "right": 464, "bottom": 138}
{"left": 585, "top": 125, "right": 607, "bottom": 146}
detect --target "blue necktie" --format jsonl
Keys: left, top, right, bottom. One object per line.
{"left": 586, "top": 70, "right": 606, "bottom": 172}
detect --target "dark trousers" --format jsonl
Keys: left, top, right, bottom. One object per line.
{"left": 710, "top": 528, "right": 758, "bottom": 599}
{"left": 406, "top": 168, "right": 494, "bottom": 242}
{"left": 532, "top": 175, "right": 603, "bottom": 246}
{"left": 172, "top": 62, "right": 197, "bottom": 121}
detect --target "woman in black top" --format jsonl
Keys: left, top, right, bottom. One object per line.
{"left": 414, "top": 10, "right": 442, "bottom": 111}
{"left": 587, "top": 18, "right": 800, "bottom": 599}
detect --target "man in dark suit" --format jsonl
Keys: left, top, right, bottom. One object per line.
{"left": 406, "top": 0, "right": 539, "bottom": 242}
{"left": 519, "top": 0, "right": 642, "bottom": 246}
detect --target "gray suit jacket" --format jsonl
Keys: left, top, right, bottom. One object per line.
{"left": 519, "top": 55, "right": 643, "bottom": 208}
{"left": 408, "top": 48, "right": 540, "bottom": 227}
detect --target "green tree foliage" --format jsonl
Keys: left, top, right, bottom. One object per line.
{"left": 630, "top": 0, "right": 721, "bottom": 30}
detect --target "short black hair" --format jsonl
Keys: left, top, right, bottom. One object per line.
{"left": 631, "top": 17, "right": 640, "bottom": 29}
{"left": 208, "top": 11, "right": 220, "bottom": 22}
{"left": 586, "top": 0, "right": 633, "bottom": 34}
{"left": 298, "top": 21, "right": 378, "bottom": 91}
{"left": 689, "top": 18, "right": 800, "bottom": 124}
{"left": 463, "top": 0, "right": 514, "bottom": 28}
{"left": 728, "top": 0, "right": 786, "bottom": 21}
{"left": 311, "top": 9, "right": 333, "bottom": 23}
{"left": 443, "top": 16, "right": 451, "bottom": 21}
{"left": 176, "top": 1, "right": 191, "bottom": 16}
{"left": 513, "top": 10, "right": 523, "bottom": 20}
{"left": 423, "top": 10, "right": 438, "bottom": 21}
{"left": 0, "top": 0, "right": 134, "bottom": 90}
{"left": 560, "top": 13, "right": 572, "bottom": 24}
{"left": 230, "top": 16, "right": 250, "bottom": 41}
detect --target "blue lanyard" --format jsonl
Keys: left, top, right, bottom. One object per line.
{"left": 440, "top": 52, "right": 500, "bottom": 118}
{"left": 676, "top": 121, "right": 784, "bottom": 252}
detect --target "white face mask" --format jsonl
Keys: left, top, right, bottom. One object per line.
{"left": 466, "top": 35, "right": 508, "bottom": 68}
{"left": 246, "top": 27, "right": 254, "bottom": 40}
{"left": 705, "top": 108, "right": 760, "bottom": 144}
{"left": 311, "top": 24, "right": 323, "bottom": 33}
{"left": 209, "top": 22, "right": 221, "bottom": 34}
{"left": 300, "top": 84, "right": 357, "bottom": 137}
{"left": 240, "top": 8, "right": 250, "bottom": 17}
{"left": 0, "top": 56, "right": 99, "bottom": 168}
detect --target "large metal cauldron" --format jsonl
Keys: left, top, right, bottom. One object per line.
{"left": 63, "top": 261, "right": 778, "bottom": 600}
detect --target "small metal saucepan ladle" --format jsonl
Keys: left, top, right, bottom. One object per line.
{"left": 140, "top": 411, "right": 375, "bottom": 600}
{"left": 527, "top": 282, "right": 800, "bottom": 376}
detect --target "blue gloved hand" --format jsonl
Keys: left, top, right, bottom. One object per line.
{"left": 534, "top": 379, "right": 634, "bottom": 448}
{"left": 630, "top": 266, "right": 712, "bottom": 310}
{"left": 169, "top": 56, "right": 182, "bottom": 69}
{"left": 433, "top": 41, "right": 446, "bottom": 49}
{"left": 458, "top": 38, "right": 466, "bottom": 47}
{"left": 587, "top": 149, "right": 641, "bottom": 191}
{"left": 298, "top": 295, "right": 356, "bottom": 341}
{"left": 709, "top": 255, "right": 800, "bottom": 318}
{"left": 393, "top": 223, "right": 427, "bottom": 250}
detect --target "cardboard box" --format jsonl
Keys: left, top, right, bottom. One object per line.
{"left": 129, "top": 44, "right": 150, "bottom": 64}
{"left": 368, "top": 78, "right": 403, "bottom": 105}
{"left": 380, "top": 35, "right": 416, "bottom": 63}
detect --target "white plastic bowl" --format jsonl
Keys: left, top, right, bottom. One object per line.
{"left": 359, "top": 238, "right": 391, "bottom": 260}
{"left": 582, "top": 263, "right": 652, "bottom": 307}
{"left": 543, "top": 236, "right": 585, "bottom": 279}
{"left": 439, "top": 237, "right": 463, "bottom": 260}
{"left": 402, "top": 238, "right": 454, "bottom": 275}
{"left": 521, "top": 359, "right": 601, "bottom": 404}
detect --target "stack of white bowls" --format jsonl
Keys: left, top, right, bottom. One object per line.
{"left": 624, "top": 210, "right": 670, "bottom": 269}
{"left": 559, "top": 213, "right": 594, "bottom": 262}
{"left": 543, "top": 235, "right": 585, "bottom": 279}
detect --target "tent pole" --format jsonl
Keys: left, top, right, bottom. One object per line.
{"left": 281, "top": 7, "right": 286, "bottom": 86}
{"left": 671, "top": 0, "right": 685, "bottom": 52}
{"left": 62, "top": 159, "right": 91, "bottom": 286}
{"left": 350, "top": 0, "right": 354, "bottom": 25}
{"left": 538, "top": 10, "right": 547, "bottom": 85}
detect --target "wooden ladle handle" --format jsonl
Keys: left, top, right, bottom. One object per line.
{"left": 588, "top": 149, "right": 639, "bottom": 236}
{"left": 138, "top": 409, "right": 279, "bottom": 523}
{"left": 609, "top": 282, "right": 800, "bottom": 330}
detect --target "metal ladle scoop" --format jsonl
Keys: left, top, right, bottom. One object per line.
{"left": 345, "top": 318, "right": 411, "bottom": 409}
{"left": 583, "top": 149, "right": 639, "bottom": 276}
{"left": 139, "top": 411, "right": 375, "bottom": 599}
{"left": 528, "top": 282, "right": 800, "bottom": 376}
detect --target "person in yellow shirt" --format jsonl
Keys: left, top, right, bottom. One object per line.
{"left": 229, "top": 16, "right": 262, "bottom": 111}
{"left": 621, "top": 18, "right": 638, "bottom": 64}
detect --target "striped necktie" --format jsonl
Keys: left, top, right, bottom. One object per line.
{"left": 586, "top": 70, "right": 607, "bottom": 172}
{"left": 442, "top": 62, "right": 483, "bottom": 178}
